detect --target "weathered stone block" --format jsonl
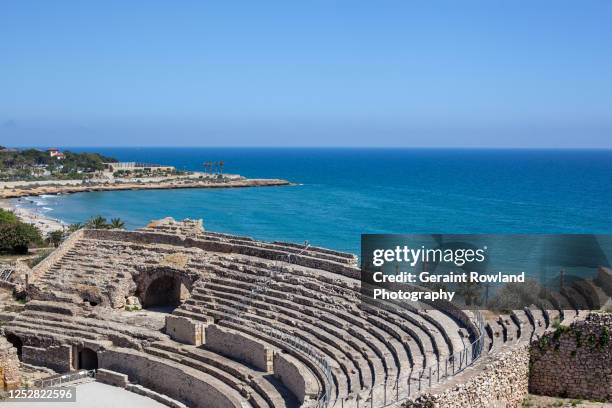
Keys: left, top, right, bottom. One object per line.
{"left": 205, "top": 324, "right": 273, "bottom": 372}
{"left": 96, "top": 368, "right": 128, "bottom": 388}
{"left": 22, "top": 344, "right": 72, "bottom": 373}
{"left": 273, "top": 351, "right": 319, "bottom": 404}
{"left": 165, "top": 315, "right": 206, "bottom": 346}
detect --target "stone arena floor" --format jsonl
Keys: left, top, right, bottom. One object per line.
{"left": 1, "top": 382, "right": 165, "bottom": 408}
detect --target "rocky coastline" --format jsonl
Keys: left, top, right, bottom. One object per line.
{"left": 0, "top": 177, "right": 291, "bottom": 199}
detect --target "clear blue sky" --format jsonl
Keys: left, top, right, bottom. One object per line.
{"left": 1, "top": 1, "right": 611, "bottom": 147}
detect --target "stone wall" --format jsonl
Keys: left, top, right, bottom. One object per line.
{"left": 205, "top": 324, "right": 273, "bottom": 372}
{"left": 273, "top": 351, "right": 319, "bottom": 404}
{"left": 143, "top": 217, "right": 204, "bottom": 237}
{"left": 30, "top": 229, "right": 84, "bottom": 282}
{"left": 22, "top": 344, "right": 72, "bottom": 373}
{"left": 0, "top": 281, "right": 15, "bottom": 290}
{"left": 401, "top": 344, "right": 530, "bottom": 408}
{"left": 270, "top": 240, "right": 358, "bottom": 265}
{"left": 0, "top": 337, "right": 21, "bottom": 390}
{"left": 165, "top": 315, "right": 207, "bottom": 346}
{"left": 529, "top": 312, "right": 611, "bottom": 401}
{"left": 399, "top": 313, "right": 612, "bottom": 407}
{"left": 95, "top": 368, "right": 128, "bottom": 388}
{"left": 205, "top": 325, "right": 321, "bottom": 403}
{"left": 98, "top": 348, "right": 242, "bottom": 408}
{"left": 126, "top": 383, "right": 188, "bottom": 408}
{"left": 83, "top": 229, "right": 362, "bottom": 279}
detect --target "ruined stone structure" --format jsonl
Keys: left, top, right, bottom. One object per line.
{"left": 0, "top": 218, "right": 609, "bottom": 407}
{"left": 402, "top": 344, "right": 531, "bottom": 408}
{"left": 529, "top": 312, "right": 611, "bottom": 401}
{"left": 0, "top": 336, "right": 21, "bottom": 390}
{"left": 399, "top": 310, "right": 612, "bottom": 408}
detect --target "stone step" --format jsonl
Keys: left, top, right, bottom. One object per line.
{"left": 4, "top": 325, "right": 77, "bottom": 346}
{"left": 24, "top": 300, "right": 78, "bottom": 316}
{"left": 7, "top": 318, "right": 103, "bottom": 341}
{"left": 189, "top": 299, "right": 357, "bottom": 396}
{"left": 510, "top": 310, "right": 526, "bottom": 340}
{"left": 185, "top": 306, "right": 345, "bottom": 401}
{"left": 362, "top": 300, "right": 437, "bottom": 367}
{"left": 191, "top": 290, "right": 371, "bottom": 390}
{"left": 204, "top": 263, "right": 449, "bottom": 363}
{"left": 180, "top": 346, "right": 297, "bottom": 408}
{"left": 496, "top": 315, "right": 515, "bottom": 343}
{"left": 198, "top": 233, "right": 356, "bottom": 265}
{"left": 20, "top": 310, "right": 167, "bottom": 342}
{"left": 145, "top": 345, "right": 270, "bottom": 408}
{"left": 561, "top": 309, "right": 577, "bottom": 326}
{"left": 106, "top": 348, "right": 253, "bottom": 408}
{"left": 199, "top": 280, "right": 397, "bottom": 381}
{"left": 527, "top": 308, "right": 546, "bottom": 336}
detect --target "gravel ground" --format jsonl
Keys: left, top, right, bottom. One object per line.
{"left": 523, "top": 394, "right": 612, "bottom": 408}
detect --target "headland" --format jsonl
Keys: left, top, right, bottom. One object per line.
{"left": 0, "top": 147, "right": 291, "bottom": 200}
{"left": 0, "top": 176, "right": 291, "bottom": 200}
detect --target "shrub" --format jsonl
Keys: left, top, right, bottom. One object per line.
{"left": 0, "top": 209, "right": 19, "bottom": 223}
{"left": 46, "top": 229, "right": 65, "bottom": 247}
{"left": 0, "top": 221, "right": 43, "bottom": 254}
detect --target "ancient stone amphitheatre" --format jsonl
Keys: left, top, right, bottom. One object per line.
{"left": 0, "top": 218, "right": 610, "bottom": 407}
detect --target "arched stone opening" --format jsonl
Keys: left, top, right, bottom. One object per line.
{"left": 83, "top": 298, "right": 98, "bottom": 307}
{"left": 134, "top": 267, "right": 193, "bottom": 313}
{"left": 6, "top": 333, "right": 23, "bottom": 360}
{"left": 78, "top": 347, "right": 98, "bottom": 370}
{"left": 142, "top": 275, "right": 189, "bottom": 309}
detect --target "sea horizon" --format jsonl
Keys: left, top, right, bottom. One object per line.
{"left": 13, "top": 146, "right": 612, "bottom": 150}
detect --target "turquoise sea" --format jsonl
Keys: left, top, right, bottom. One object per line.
{"left": 13, "top": 148, "right": 612, "bottom": 254}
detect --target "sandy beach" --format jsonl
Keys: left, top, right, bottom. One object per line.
{"left": 0, "top": 198, "right": 66, "bottom": 236}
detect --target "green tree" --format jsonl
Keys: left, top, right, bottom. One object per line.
{"left": 0, "top": 222, "right": 43, "bottom": 254}
{"left": 86, "top": 215, "right": 109, "bottom": 229}
{"left": 47, "top": 229, "right": 65, "bottom": 247}
{"left": 0, "top": 149, "right": 118, "bottom": 181}
{"left": 68, "top": 222, "right": 84, "bottom": 233}
{"left": 456, "top": 280, "right": 483, "bottom": 306}
{"left": 109, "top": 218, "right": 125, "bottom": 229}
{"left": 0, "top": 209, "right": 19, "bottom": 223}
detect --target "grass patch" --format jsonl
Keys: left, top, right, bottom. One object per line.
{"left": 521, "top": 396, "right": 533, "bottom": 407}
{"left": 27, "top": 247, "right": 54, "bottom": 267}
